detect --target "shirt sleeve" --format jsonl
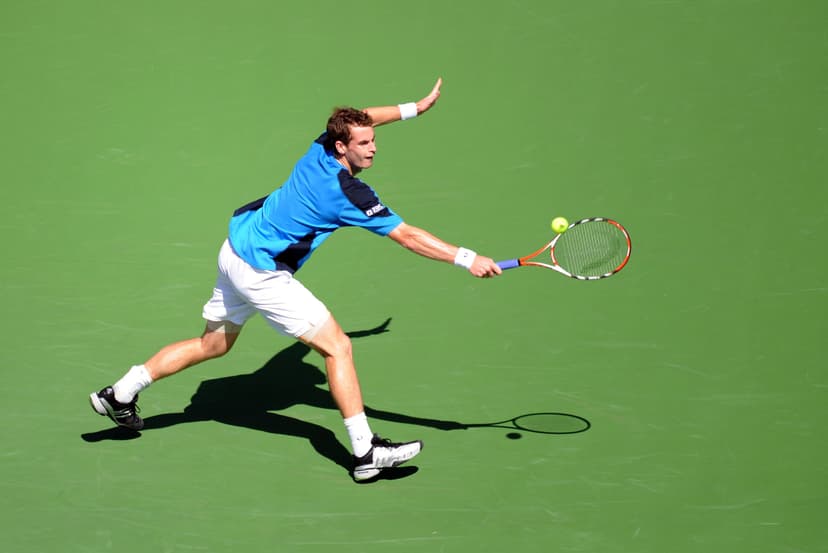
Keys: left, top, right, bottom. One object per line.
{"left": 337, "top": 171, "right": 403, "bottom": 235}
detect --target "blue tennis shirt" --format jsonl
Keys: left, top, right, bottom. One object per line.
{"left": 228, "top": 133, "right": 403, "bottom": 272}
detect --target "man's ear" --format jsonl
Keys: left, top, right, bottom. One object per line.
{"left": 335, "top": 140, "right": 347, "bottom": 155}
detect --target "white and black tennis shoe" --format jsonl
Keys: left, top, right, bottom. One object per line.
{"left": 352, "top": 434, "right": 422, "bottom": 482}
{"left": 89, "top": 386, "right": 144, "bottom": 430}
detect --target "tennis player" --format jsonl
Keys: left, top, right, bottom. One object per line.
{"left": 89, "top": 78, "right": 502, "bottom": 481}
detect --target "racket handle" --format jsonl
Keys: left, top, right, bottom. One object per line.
{"left": 497, "top": 259, "right": 520, "bottom": 270}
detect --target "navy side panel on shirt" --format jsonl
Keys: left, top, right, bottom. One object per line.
{"left": 233, "top": 196, "right": 267, "bottom": 216}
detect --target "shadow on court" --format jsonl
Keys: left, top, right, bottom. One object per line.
{"left": 82, "top": 318, "right": 591, "bottom": 480}
{"left": 81, "top": 319, "right": 465, "bottom": 479}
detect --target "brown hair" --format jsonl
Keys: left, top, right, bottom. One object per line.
{"left": 324, "top": 107, "right": 373, "bottom": 151}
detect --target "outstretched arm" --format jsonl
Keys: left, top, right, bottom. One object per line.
{"left": 387, "top": 222, "right": 501, "bottom": 278}
{"left": 363, "top": 78, "right": 443, "bottom": 127}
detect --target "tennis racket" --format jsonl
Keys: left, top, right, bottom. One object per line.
{"left": 497, "top": 217, "right": 631, "bottom": 280}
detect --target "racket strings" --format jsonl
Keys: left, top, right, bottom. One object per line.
{"left": 552, "top": 221, "right": 628, "bottom": 277}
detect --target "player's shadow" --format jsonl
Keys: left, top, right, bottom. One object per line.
{"left": 81, "top": 318, "right": 464, "bottom": 479}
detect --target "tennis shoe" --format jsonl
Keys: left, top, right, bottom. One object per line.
{"left": 352, "top": 434, "right": 422, "bottom": 481}
{"left": 89, "top": 386, "right": 144, "bottom": 430}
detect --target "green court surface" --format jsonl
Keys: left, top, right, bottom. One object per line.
{"left": 2, "top": 1, "right": 827, "bottom": 552}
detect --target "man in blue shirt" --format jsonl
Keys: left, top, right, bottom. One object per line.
{"left": 89, "top": 79, "right": 502, "bottom": 481}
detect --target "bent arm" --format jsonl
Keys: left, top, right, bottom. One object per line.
{"left": 387, "top": 222, "right": 502, "bottom": 278}
{"left": 363, "top": 78, "right": 443, "bottom": 127}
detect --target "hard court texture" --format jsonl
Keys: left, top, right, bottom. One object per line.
{"left": 1, "top": 1, "right": 826, "bottom": 552}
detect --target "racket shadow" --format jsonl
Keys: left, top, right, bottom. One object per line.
{"left": 464, "top": 412, "right": 592, "bottom": 435}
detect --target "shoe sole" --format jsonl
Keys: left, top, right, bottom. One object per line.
{"left": 353, "top": 441, "right": 423, "bottom": 481}
{"left": 89, "top": 392, "right": 108, "bottom": 416}
{"left": 353, "top": 468, "right": 382, "bottom": 481}
{"left": 89, "top": 392, "right": 144, "bottom": 430}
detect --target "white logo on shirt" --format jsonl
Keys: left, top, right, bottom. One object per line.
{"left": 365, "top": 203, "right": 386, "bottom": 216}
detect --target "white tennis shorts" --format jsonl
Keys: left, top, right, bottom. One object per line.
{"left": 202, "top": 239, "right": 330, "bottom": 339}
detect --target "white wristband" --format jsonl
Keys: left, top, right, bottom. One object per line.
{"left": 454, "top": 247, "right": 477, "bottom": 270}
{"left": 398, "top": 102, "right": 418, "bottom": 120}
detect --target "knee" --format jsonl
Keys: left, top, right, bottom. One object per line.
{"left": 316, "top": 329, "right": 352, "bottom": 361}
{"left": 201, "top": 332, "right": 236, "bottom": 359}
{"left": 304, "top": 317, "right": 353, "bottom": 360}
{"left": 329, "top": 331, "right": 352, "bottom": 360}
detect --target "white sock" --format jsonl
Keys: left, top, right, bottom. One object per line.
{"left": 344, "top": 412, "right": 373, "bottom": 458}
{"left": 113, "top": 365, "right": 153, "bottom": 404}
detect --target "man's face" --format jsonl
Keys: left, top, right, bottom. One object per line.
{"left": 336, "top": 125, "right": 376, "bottom": 174}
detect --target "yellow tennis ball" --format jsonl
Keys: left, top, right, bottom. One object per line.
{"left": 551, "top": 216, "right": 569, "bottom": 233}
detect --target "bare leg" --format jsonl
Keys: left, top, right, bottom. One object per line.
{"left": 302, "top": 317, "right": 423, "bottom": 480}
{"left": 299, "top": 316, "right": 364, "bottom": 419}
{"left": 145, "top": 325, "right": 241, "bottom": 382}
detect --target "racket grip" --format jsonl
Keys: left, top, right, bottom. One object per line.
{"left": 496, "top": 259, "right": 520, "bottom": 270}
